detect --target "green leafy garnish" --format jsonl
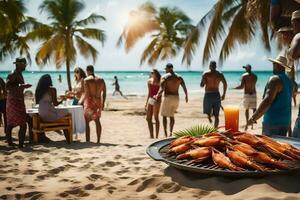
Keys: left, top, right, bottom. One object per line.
{"left": 174, "top": 125, "right": 217, "bottom": 138}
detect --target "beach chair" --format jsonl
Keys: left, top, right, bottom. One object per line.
{"left": 32, "top": 114, "right": 73, "bottom": 144}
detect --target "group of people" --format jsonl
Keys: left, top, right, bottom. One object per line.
{"left": 0, "top": 58, "right": 106, "bottom": 148}
{"left": 145, "top": 64, "right": 188, "bottom": 138}
{"left": 144, "top": 10, "right": 300, "bottom": 139}
{"left": 1, "top": 10, "right": 300, "bottom": 147}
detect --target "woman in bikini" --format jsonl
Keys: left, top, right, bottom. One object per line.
{"left": 145, "top": 69, "right": 161, "bottom": 138}
{"left": 66, "top": 67, "right": 86, "bottom": 105}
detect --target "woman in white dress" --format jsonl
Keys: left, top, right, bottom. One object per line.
{"left": 35, "top": 74, "right": 70, "bottom": 143}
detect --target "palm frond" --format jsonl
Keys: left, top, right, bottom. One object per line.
{"left": 218, "top": 5, "right": 255, "bottom": 64}
{"left": 174, "top": 125, "right": 217, "bottom": 138}
{"left": 75, "top": 28, "right": 106, "bottom": 45}
{"left": 75, "top": 13, "right": 105, "bottom": 26}
{"left": 75, "top": 35, "right": 98, "bottom": 63}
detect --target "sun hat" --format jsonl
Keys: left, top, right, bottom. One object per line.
{"left": 292, "top": 10, "right": 300, "bottom": 21}
{"left": 277, "top": 26, "right": 293, "bottom": 33}
{"left": 268, "top": 55, "right": 292, "bottom": 72}
{"left": 13, "top": 57, "right": 27, "bottom": 64}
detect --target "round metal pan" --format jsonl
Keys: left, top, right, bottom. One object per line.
{"left": 146, "top": 137, "right": 300, "bottom": 177}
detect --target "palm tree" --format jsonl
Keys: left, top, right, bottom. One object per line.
{"left": 183, "top": 0, "right": 300, "bottom": 66}
{"left": 26, "top": 0, "right": 106, "bottom": 90}
{"left": 0, "top": 0, "right": 38, "bottom": 62}
{"left": 118, "top": 2, "right": 194, "bottom": 66}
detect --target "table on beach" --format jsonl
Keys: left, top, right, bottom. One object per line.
{"left": 27, "top": 105, "right": 85, "bottom": 134}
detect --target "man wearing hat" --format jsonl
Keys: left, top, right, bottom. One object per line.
{"left": 200, "top": 61, "right": 227, "bottom": 128}
{"left": 234, "top": 64, "right": 257, "bottom": 130}
{"left": 155, "top": 63, "right": 188, "bottom": 137}
{"left": 288, "top": 10, "right": 300, "bottom": 60}
{"left": 248, "top": 55, "right": 293, "bottom": 136}
{"left": 6, "top": 57, "right": 32, "bottom": 148}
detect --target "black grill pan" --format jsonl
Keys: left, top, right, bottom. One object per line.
{"left": 146, "top": 136, "right": 300, "bottom": 177}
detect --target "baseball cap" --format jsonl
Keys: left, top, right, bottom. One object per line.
{"left": 243, "top": 64, "right": 251, "bottom": 70}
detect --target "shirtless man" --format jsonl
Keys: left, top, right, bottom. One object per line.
{"left": 200, "top": 61, "right": 227, "bottom": 128}
{"left": 288, "top": 10, "right": 300, "bottom": 60}
{"left": 155, "top": 63, "right": 188, "bottom": 137}
{"left": 234, "top": 64, "right": 257, "bottom": 130}
{"left": 79, "top": 65, "right": 106, "bottom": 143}
{"left": 6, "top": 57, "right": 32, "bottom": 148}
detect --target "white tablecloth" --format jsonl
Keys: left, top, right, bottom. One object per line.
{"left": 27, "top": 105, "right": 85, "bottom": 134}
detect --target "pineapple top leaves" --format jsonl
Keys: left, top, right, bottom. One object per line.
{"left": 174, "top": 124, "right": 217, "bottom": 138}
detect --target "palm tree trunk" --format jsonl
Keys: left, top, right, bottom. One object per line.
{"left": 66, "top": 59, "right": 72, "bottom": 91}
{"left": 65, "top": 28, "right": 72, "bottom": 91}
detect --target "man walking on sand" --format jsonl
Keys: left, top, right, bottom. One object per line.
{"left": 234, "top": 64, "right": 257, "bottom": 130}
{"left": 79, "top": 65, "right": 106, "bottom": 143}
{"left": 6, "top": 57, "right": 32, "bottom": 148}
{"left": 201, "top": 61, "right": 227, "bottom": 128}
{"left": 155, "top": 63, "right": 188, "bottom": 137}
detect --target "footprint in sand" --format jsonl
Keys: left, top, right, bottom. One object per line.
{"left": 61, "top": 187, "right": 90, "bottom": 197}
{"left": 28, "top": 157, "right": 39, "bottom": 161}
{"left": 67, "top": 158, "right": 82, "bottom": 163}
{"left": 103, "top": 161, "right": 121, "bottom": 167}
{"left": 14, "top": 155, "right": 24, "bottom": 160}
{"left": 24, "top": 191, "right": 43, "bottom": 199}
{"left": 88, "top": 174, "right": 103, "bottom": 181}
{"left": 127, "top": 177, "right": 147, "bottom": 186}
{"left": 84, "top": 184, "right": 95, "bottom": 190}
{"left": 135, "top": 178, "right": 156, "bottom": 192}
{"left": 80, "top": 163, "right": 92, "bottom": 169}
{"left": 114, "top": 155, "right": 122, "bottom": 159}
{"left": 149, "top": 194, "right": 158, "bottom": 199}
{"left": 107, "top": 185, "right": 117, "bottom": 194}
{"left": 156, "top": 182, "right": 181, "bottom": 193}
{"left": 61, "top": 157, "right": 70, "bottom": 161}
{"left": 24, "top": 169, "right": 39, "bottom": 175}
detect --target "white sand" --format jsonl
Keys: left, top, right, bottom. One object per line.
{"left": 0, "top": 92, "right": 300, "bottom": 199}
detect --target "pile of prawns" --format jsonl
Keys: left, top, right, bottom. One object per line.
{"left": 168, "top": 132, "right": 300, "bottom": 171}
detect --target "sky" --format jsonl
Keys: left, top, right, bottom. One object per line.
{"left": 1, "top": 0, "right": 283, "bottom": 71}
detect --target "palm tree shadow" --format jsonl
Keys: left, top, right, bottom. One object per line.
{"left": 164, "top": 166, "right": 300, "bottom": 195}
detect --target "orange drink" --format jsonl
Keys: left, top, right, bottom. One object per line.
{"left": 224, "top": 106, "right": 239, "bottom": 132}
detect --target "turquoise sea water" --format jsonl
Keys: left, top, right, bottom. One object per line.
{"left": 0, "top": 71, "right": 299, "bottom": 96}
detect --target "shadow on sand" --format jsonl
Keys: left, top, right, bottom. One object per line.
{"left": 164, "top": 166, "right": 300, "bottom": 195}
{"left": 0, "top": 140, "right": 119, "bottom": 154}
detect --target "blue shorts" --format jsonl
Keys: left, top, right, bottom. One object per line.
{"left": 262, "top": 123, "right": 289, "bottom": 137}
{"left": 292, "top": 117, "right": 300, "bottom": 138}
{"left": 203, "top": 92, "right": 221, "bottom": 116}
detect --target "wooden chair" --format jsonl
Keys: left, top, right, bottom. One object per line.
{"left": 32, "top": 114, "right": 73, "bottom": 144}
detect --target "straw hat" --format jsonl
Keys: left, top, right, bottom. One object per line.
{"left": 277, "top": 26, "right": 293, "bottom": 33}
{"left": 292, "top": 10, "right": 300, "bottom": 21}
{"left": 268, "top": 55, "right": 292, "bottom": 72}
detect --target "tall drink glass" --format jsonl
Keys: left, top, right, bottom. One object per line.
{"left": 224, "top": 105, "right": 239, "bottom": 132}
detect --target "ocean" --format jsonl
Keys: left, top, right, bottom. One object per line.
{"left": 0, "top": 70, "right": 298, "bottom": 96}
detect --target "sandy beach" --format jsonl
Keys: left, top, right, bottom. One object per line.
{"left": 0, "top": 91, "right": 300, "bottom": 199}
